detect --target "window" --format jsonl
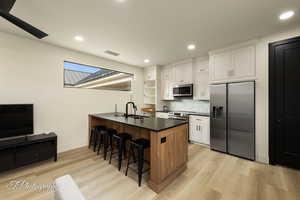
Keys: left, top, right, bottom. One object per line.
{"left": 64, "top": 61, "right": 133, "bottom": 91}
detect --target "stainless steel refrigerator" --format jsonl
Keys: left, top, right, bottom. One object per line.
{"left": 210, "top": 81, "right": 255, "bottom": 160}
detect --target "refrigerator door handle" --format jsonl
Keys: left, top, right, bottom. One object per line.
{"left": 212, "top": 106, "right": 217, "bottom": 119}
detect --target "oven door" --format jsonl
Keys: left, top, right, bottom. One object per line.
{"left": 173, "top": 84, "right": 193, "bottom": 97}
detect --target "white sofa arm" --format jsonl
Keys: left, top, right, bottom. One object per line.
{"left": 54, "top": 174, "right": 85, "bottom": 200}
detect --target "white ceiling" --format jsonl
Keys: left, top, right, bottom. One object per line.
{"left": 0, "top": 0, "right": 299, "bottom": 67}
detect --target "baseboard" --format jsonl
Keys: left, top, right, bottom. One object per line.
{"left": 256, "top": 154, "right": 269, "bottom": 164}
{"left": 58, "top": 146, "right": 88, "bottom": 157}
{"left": 189, "top": 141, "right": 210, "bottom": 148}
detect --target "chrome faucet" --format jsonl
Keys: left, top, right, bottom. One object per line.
{"left": 125, "top": 102, "right": 137, "bottom": 118}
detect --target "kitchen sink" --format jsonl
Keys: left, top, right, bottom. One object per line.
{"left": 114, "top": 113, "right": 149, "bottom": 119}
{"left": 127, "top": 114, "right": 149, "bottom": 119}
{"left": 113, "top": 113, "right": 126, "bottom": 117}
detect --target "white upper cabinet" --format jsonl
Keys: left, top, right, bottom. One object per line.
{"left": 209, "top": 41, "right": 256, "bottom": 83}
{"left": 161, "top": 80, "right": 174, "bottom": 100}
{"left": 160, "top": 58, "right": 209, "bottom": 101}
{"left": 144, "top": 66, "right": 156, "bottom": 81}
{"left": 210, "top": 52, "right": 232, "bottom": 81}
{"left": 231, "top": 46, "right": 256, "bottom": 78}
{"left": 174, "top": 60, "right": 193, "bottom": 84}
{"left": 160, "top": 65, "right": 174, "bottom": 100}
{"left": 161, "top": 65, "right": 175, "bottom": 81}
{"left": 193, "top": 58, "right": 209, "bottom": 100}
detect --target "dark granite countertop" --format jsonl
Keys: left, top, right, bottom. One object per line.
{"left": 156, "top": 110, "right": 210, "bottom": 117}
{"left": 90, "top": 113, "right": 188, "bottom": 132}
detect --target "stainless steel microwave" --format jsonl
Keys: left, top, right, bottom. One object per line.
{"left": 173, "top": 84, "right": 193, "bottom": 97}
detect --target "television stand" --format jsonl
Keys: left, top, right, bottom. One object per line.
{"left": 0, "top": 133, "right": 57, "bottom": 173}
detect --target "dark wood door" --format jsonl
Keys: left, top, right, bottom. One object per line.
{"left": 270, "top": 36, "right": 300, "bottom": 169}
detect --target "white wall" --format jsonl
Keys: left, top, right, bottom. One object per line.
{"left": 0, "top": 31, "right": 144, "bottom": 153}
{"left": 255, "top": 26, "right": 300, "bottom": 163}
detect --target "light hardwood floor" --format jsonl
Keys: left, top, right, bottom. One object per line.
{"left": 0, "top": 144, "right": 299, "bottom": 200}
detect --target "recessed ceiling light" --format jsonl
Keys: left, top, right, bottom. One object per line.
{"left": 279, "top": 11, "right": 295, "bottom": 20}
{"left": 144, "top": 59, "right": 150, "bottom": 63}
{"left": 74, "top": 35, "right": 84, "bottom": 42}
{"left": 187, "top": 44, "right": 196, "bottom": 50}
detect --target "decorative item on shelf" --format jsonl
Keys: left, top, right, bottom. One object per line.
{"left": 142, "top": 107, "right": 155, "bottom": 117}
{"left": 163, "top": 105, "right": 168, "bottom": 112}
{"left": 142, "top": 107, "right": 155, "bottom": 112}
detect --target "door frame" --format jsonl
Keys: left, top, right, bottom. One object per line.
{"left": 269, "top": 36, "right": 300, "bottom": 165}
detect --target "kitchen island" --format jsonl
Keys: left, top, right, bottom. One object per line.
{"left": 88, "top": 113, "right": 188, "bottom": 193}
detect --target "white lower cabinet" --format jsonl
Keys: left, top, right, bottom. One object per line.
{"left": 189, "top": 115, "right": 210, "bottom": 145}
{"left": 156, "top": 112, "right": 169, "bottom": 119}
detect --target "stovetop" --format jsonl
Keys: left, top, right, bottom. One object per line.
{"left": 160, "top": 110, "right": 210, "bottom": 116}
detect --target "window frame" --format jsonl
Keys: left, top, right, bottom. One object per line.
{"left": 63, "top": 60, "right": 134, "bottom": 92}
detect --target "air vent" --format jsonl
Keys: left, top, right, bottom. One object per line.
{"left": 104, "top": 50, "right": 120, "bottom": 56}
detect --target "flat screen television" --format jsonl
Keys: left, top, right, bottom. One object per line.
{"left": 0, "top": 104, "right": 33, "bottom": 139}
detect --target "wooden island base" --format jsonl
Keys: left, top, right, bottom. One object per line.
{"left": 148, "top": 164, "right": 187, "bottom": 193}
{"left": 89, "top": 115, "right": 188, "bottom": 193}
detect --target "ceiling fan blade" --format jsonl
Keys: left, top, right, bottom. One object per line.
{"left": 0, "top": 0, "right": 16, "bottom": 13}
{"left": 0, "top": 11, "right": 48, "bottom": 39}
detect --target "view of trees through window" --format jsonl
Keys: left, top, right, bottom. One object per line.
{"left": 64, "top": 61, "right": 133, "bottom": 91}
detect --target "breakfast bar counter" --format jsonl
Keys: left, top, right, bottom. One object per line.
{"left": 88, "top": 113, "right": 188, "bottom": 193}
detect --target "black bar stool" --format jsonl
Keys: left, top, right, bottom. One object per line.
{"left": 125, "top": 138, "right": 150, "bottom": 187}
{"left": 109, "top": 133, "right": 132, "bottom": 171}
{"left": 88, "top": 127, "right": 96, "bottom": 149}
{"left": 92, "top": 125, "right": 106, "bottom": 152}
{"left": 97, "top": 128, "right": 117, "bottom": 160}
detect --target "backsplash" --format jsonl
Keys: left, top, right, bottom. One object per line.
{"left": 165, "top": 99, "right": 210, "bottom": 113}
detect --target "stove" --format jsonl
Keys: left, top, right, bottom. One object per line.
{"left": 168, "top": 112, "right": 190, "bottom": 120}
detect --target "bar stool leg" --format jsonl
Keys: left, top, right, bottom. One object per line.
{"left": 125, "top": 144, "right": 133, "bottom": 176}
{"left": 118, "top": 140, "right": 124, "bottom": 171}
{"left": 97, "top": 134, "right": 103, "bottom": 155}
{"left": 89, "top": 129, "right": 94, "bottom": 148}
{"left": 132, "top": 147, "right": 136, "bottom": 163}
{"left": 123, "top": 141, "right": 127, "bottom": 158}
{"left": 109, "top": 138, "right": 114, "bottom": 164}
{"left": 109, "top": 134, "right": 113, "bottom": 148}
{"left": 104, "top": 134, "right": 109, "bottom": 160}
{"left": 93, "top": 133, "right": 98, "bottom": 152}
{"left": 137, "top": 146, "right": 144, "bottom": 187}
